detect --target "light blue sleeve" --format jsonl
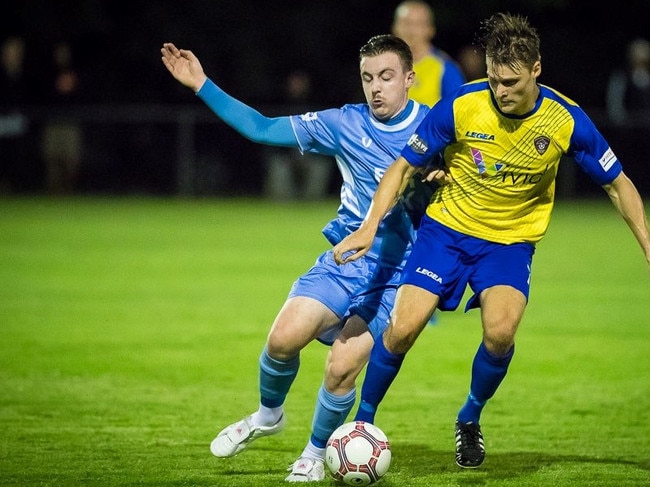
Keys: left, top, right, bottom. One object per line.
{"left": 196, "top": 78, "right": 298, "bottom": 147}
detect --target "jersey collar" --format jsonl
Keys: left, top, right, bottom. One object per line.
{"left": 370, "top": 99, "right": 421, "bottom": 132}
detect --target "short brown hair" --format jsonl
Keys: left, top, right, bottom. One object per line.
{"left": 478, "top": 12, "right": 541, "bottom": 71}
{"left": 359, "top": 34, "right": 414, "bottom": 73}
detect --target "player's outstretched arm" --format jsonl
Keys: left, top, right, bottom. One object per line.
{"left": 604, "top": 171, "right": 650, "bottom": 271}
{"left": 160, "top": 43, "right": 296, "bottom": 147}
{"left": 333, "top": 157, "right": 419, "bottom": 264}
{"left": 161, "top": 43, "right": 208, "bottom": 93}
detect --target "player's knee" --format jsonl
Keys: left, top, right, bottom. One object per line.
{"left": 384, "top": 322, "right": 419, "bottom": 355}
{"left": 324, "top": 365, "right": 356, "bottom": 392}
{"left": 324, "top": 359, "right": 360, "bottom": 392}
{"left": 483, "top": 325, "right": 516, "bottom": 355}
{"left": 266, "top": 329, "right": 302, "bottom": 360}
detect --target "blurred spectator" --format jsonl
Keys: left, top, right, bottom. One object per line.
{"left": 606, "top": 38, "right": 650, "bottom": 126}
{"left": 0, "top": 36, "right": 30, "bottom": 192}
{"left": 0, "top": 36, "right": 28, "bottom": 104}
{"left": 263, "top": 69, "right": 332, "bottom": 200}
{"left": 391, "top": 0, "right": 465, "bottom": 106}
{"left": 457, "top": 44, "right": 487, "bottom": 81}
{"left": 40, "top": 40, "right": 83, "bottom": 195}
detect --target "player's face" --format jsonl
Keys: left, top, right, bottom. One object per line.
{"left": 360, "top": 52, "right": 414, "bottom": 121}
{"left": 392, "top": 4, "right": 434, "bottom": 50}
{"left": 486, "top": 58, "right": 541, "bottom": 116}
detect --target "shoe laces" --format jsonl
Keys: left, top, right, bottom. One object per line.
{"left": 457, "top": 422, "right": 483, "bottom": 451}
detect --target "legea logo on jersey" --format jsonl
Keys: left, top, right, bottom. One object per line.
{"left": 465, "top": 131, "right": 495, "bottom": 141}
{"left": 407, "top": 134, "right": 428, "bottom": 154}
{"left": 300, "top": 112, "right": 318, "bottom": 122}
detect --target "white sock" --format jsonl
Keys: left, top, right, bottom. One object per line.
{"left": 252, "top": 405, "right": 283, "bottom": 427}
{"left": 301, "top": 440, "right": 326, "bottom": 461}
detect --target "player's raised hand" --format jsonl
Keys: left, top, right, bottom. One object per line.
{"left": 161, "top": 43, "right": 208, "bottom": 93}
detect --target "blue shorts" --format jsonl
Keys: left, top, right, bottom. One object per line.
{"left": 402, "top": 216, "right": 535, "bottom": 312}
{"left": 288, "top": 250, "right": 400, "bottom": 344}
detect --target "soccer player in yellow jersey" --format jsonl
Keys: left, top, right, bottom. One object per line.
{"left": 392, "top": 1, "right": 466, "bottom": 106}
{"left": 334, "top": 12, "right": 650, "bottom": 469}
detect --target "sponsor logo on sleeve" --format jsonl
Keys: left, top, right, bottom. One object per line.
{"left": 407, "top": 134, "right": 428, "bottom": 154}
{"left": 599, "top": 147, "right": 617, "bottom": 171}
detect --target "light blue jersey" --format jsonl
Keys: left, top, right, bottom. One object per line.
{"left": 286, "top": 100, "right": 431, "bottom": 341}
{"left": 291, "top": 101, "right": 431, "bottom": 268}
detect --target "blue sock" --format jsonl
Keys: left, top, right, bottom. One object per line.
{"left": 309, "top": 385, "right": 356, "bottom": 448}
{"left": 457, "top": 342, "right": 514, "bottom": 424}
{"left": 258, "top": 346, "right": 300, "bottom": 408}
{"left": 354, "top": 338, "right": 405, "bottom": 424}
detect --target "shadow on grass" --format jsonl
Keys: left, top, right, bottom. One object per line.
{"left": 199, "top": 443, "right": 650, "bottom": 486}
{"left": 390, "top": 443, "right": 650, "bottom": 482}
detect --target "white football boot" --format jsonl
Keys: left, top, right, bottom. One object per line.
{"left": 210, "top": 413, "right": 286, "bottom": 457}
{"left": 285, "top": 457, "right": 326, "bottom": 482}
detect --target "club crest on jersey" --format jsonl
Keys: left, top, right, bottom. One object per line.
{"left": 407, "top": 134, "right": 428, "bottom": 154}
{"left": 534, "top": 136, "right": 550, "bottom": 155}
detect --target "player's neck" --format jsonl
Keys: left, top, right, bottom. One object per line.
{"left": 411, "top": 43, "right": 432, "bottom": 62}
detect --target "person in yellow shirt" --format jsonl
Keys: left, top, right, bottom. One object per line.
{"left": 336, "top": 12, "right": 650, "bottom": 469}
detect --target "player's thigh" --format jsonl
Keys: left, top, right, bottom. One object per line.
{"left": 268, "top": 296, "right": 340, "bottom": 358}
{"left": 385, "top": 284, "right": 439, "bottom": 353}
{"left": 479, "top": 285, "right": 527, "bottom": 352}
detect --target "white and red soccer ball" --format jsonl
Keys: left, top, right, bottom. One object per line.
{"left": 325, "top": 421, "right": 392, "bottom": 486}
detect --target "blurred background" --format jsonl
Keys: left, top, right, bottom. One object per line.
{"left": 1, "top": 0, "right": 649, "bottom": 198}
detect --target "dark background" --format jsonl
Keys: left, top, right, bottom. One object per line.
{"left": 5, "top": 0, "right": 650, "bottom": 105}
{"left": 2, "top": 0, "right": 650, "bottom": 196}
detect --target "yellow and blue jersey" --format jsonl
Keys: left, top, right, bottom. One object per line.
{"left": 402, "top": 81, "right": 623, "bottom": 244}
{"left": 409, "top": 47, "right": 466, "bottom": 107}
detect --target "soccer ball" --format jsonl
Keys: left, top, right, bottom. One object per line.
{"left": 325, "top": 421, "right": 392, "bottom": 486}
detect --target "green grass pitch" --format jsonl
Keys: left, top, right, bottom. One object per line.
{"left": 0, "top": 196, "right": 648, "bottom": 486}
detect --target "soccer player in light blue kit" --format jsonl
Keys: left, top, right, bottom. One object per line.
{"left": 334, "top": 13, "right": 650, "bottom": 469}
{"left": 161, "top": 35, "right": 436, "bottom": 482}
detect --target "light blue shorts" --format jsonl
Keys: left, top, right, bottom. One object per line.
{"left": 402, "top": 216, "right": 535, "bottom": 312}
{"left": 288, "top": 250, "right": 401, "bottom": 345}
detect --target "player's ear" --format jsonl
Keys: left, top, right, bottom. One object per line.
{"left": 406, "top": 70, "right": 415, "bottom": 88}
{"left": 532, "top": 60, "right": 542, "bottom": 80}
